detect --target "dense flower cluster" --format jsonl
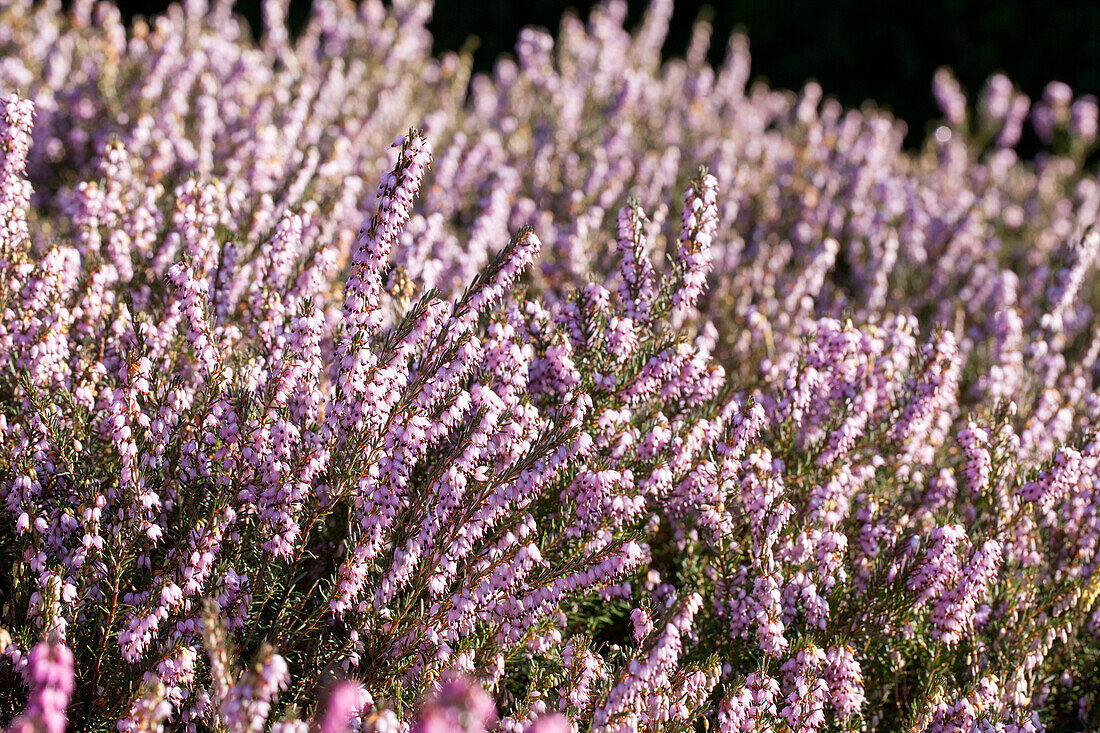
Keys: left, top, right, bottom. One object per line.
{"left": 2, "top": 0, "right": 1100, "bottom": 731}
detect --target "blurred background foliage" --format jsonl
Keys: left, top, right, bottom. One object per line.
{"left": 111, "top": 0, "right": 1100, "bottom": 149}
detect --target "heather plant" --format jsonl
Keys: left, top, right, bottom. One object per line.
{"left": 2, "top": 0, "right": 1100, "bottom": 732}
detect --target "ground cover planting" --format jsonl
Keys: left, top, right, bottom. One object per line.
{"left": 2, "top": 1, "right": 1100, "bottom": 731}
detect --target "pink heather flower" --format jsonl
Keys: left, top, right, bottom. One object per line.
{"left": 1, "top": 94, "right": 34, "bottom": 255}
{"left": 461, "top": 228, "right": 543, "bottom": 317}
{"left": 4, "top": 6, "right": 1100, "bottom": 731}
{"left": 616, "top": 199, "right": 657, "bottom": 323}
{"left": 630, "top": 607, "right": 654, "bottom": 643}
{"left": 891, "top": 330, "right": 961, "bottom": 472}
{"left": 271, "top": 721, "right": 309, "bottom": 733}
{"left": 779, "top": 645, "right": 828, "bottom": 733}
{"left": 1018, "top": 446, "right": 1082, "bottom": 510}
{"left": 933, "top": 67, "right": 968, "bottom": 126}
{"left": 1070, "top": 95, "right": 1099, "bottom": 143}
{"left": 216, "top": 647, "right": 290, "bottom": 733}
{"left": 594, "top": 593, "right": 712, "bottom": 729}
{"left": 1033, "top": 81, "right": 1073, "bottom": 143}
{"left": 412, "top": 677, "right": 497, "bottom": 733}
{"left": 958, "top": 422, "right": 993, "bottom": 496}
{"left": 1039, "top": 228, "right": 1100, "bottom": 343}
{"left": 671, "top": 170, "right": 719, "bottom": 320}
{"left": 558, "top": 641, "right": 605, "bottom": 715}
{"left": 980, "top": 74, "right": 1015, "bottom": 127}
{"left": 316, "top": 681, "right": 373, "bottom": 733}
{"left": 117, "top": 677, "right": 173, "bottom": 733}
{"left": 8, "top": 637, "right": 75, "bottom": 733}
{"left": 718, "top": 672, "right": 779, "bottom": 733}
{"left": 823, "top": 645, "right": 865, "bottom": 720}
{"left": 998, "top": 92, "right": 1031, "bottom": 146}
{"left": 924, "top": 676, "right": 1001, "bottom": 733}
{"left": 932, "top": 539, "right": 1004, "bottom": 645}
{"left": 522, "top": 713, "right": 571, "bottom": 733}
{"left": 908, "top": 523, "right": 968, "bottom": 608}
{"left": 343, "top": 130, "right": 433, "bottom": 337}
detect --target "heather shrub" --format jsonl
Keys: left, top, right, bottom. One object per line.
{"left": 2, "top": 1, "right": 1100, "bottom": 733}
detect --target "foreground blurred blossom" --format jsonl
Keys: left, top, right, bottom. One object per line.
{"left": 5, "top": 638, "right": 74, "bottom": 733}
{"left": 317, "top": 681, "right": 373, "bottom": 733}
{"left": 522, "top": 713, "right": 571, "bottom": 733}
{"left": 411, "top": 677, "right": 497, "bottom": 733}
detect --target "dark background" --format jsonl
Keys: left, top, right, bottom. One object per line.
{"left": 111, "top": 0, "right": 1100, "bottom": 147}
